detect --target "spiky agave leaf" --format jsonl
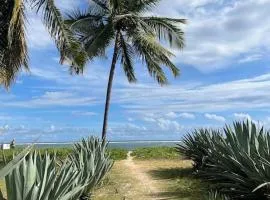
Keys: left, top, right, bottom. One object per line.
{"left": 179, "top": 121, "right": 270, "bottom": 199}
{"left": 69, "top": 137, "right": 113, "bottom": 199}
{"left": 0, "top": 145, "right": 33, "bottom": 179}
{"left": 4, "top": 151, "right": 87, "bottom": 200}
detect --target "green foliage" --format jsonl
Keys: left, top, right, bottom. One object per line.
{"left": 0, "top": 137, "right": 113, "bottom": 200}
{"left": 206, "top": 191, "right": 229, "bottom": 200}
{"left": 0, "top": 145, "right": 32, "bottom": 198}
{"left": 0, "top": 147, "right": 127, "bottom": 166}
{"left": 0, "top": 0, "right": 87, "bottom": 88}
{"left": 108, "top": 148, "right": 127, "bottom": 160}
{"left": 0, "top": 145, "right": 32, "bottom": 179}
{"left": 178, "top": 121, "right": 270, "bottom": 199}
{"left": 177, "top": 129, "right": 221, "bottom": 169}
{"left": 2, "top": 152, "right": 85, "bottom": 200}
{"left": 66, "top": 0, "right": 186, "bottom": 85}
{"left": 69, "top": 137, "right": 113, "bottom": 199}
{"left": 132, "top": 147, "right": 180, "bottom": 160}
{"left": 0, "top": 0, "right": 28, "bottom": 87}
{"left": 0, "top": 148, "right": 72, "bottom": 164}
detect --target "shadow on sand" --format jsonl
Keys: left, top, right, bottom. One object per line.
{"left": 148, "top": 167, "right": 208, "bottom": 200}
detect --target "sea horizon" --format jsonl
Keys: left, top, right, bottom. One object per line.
{"left": 10, "top": 140, "right": 180, "bottom": 150}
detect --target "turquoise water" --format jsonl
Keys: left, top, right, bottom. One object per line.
{"left": 18, "top": 141, "right": 179, "bottom": 150}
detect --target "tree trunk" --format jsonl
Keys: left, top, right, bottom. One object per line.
{"left": 102, "top": 32, "right": 120, "bottom": 140}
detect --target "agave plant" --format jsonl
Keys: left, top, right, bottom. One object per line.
{"left": 0, "top": 145, "right": 32, "bottom": 199}
{"left": 177, "top": 129, "right": 221, "bottom": 169}
{"left": 69, "top": 137, "right": 113, "bottom": 199}
{"left": 178, "top": 121, "right": 270, "bottom": 199}
{"left": 1, "top": 151, "right": 87, "bottom": 200}
{"left": 206, "top": 191, "right": 229, "bottom": 200}
{"left": 0, "top": 145, "right": 32, "bottom": 178}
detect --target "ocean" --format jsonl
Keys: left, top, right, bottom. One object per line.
{"left": 18, "top": 140, "right": 179, "bottom": 150}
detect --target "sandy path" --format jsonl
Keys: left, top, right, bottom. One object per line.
{"left": 123, "top": 151, "right": 159, "bottom": 199}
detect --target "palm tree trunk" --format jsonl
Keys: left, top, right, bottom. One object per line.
{"left": 102, "top": 32, "right": 120, "bottom": 140}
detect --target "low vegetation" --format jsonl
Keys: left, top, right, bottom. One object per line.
{"left": 3, "top": 121, "right": 269, "bottom": 199}
{"left": 0, "top": 137, "right": 113, "bottom": 200}
{"left": 131, "top": 146, "right": 180, "bottom": 160}
{"left": 0, "top": 147, "right": 127, "bottom": 166}
{"left": 178, "top": 121, "right": 270, "bottom": 199}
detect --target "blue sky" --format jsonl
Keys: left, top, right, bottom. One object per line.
{"left": 1, "top": 0, "right": 270, "bottom": 142}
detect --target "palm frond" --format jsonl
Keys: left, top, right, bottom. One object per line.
{"left": 142, "top": 17, "right": 186, "bottom": 48}
{"left": 0, "top": 0, "right": 28, "bottom": 88}
{"left": 82, "top": 22, "right": 115, "bottom": 59}
{"left": 119, "top": 32, "right": 136, "bottom": 82}
{"left": 65, "top": 9, "right": 105, "bottom": 38}
{"left": 131, "top": 28, "right": 180, "bottom": 83}
{"left": 30, "top": 0, "right": 88, "bottom": 73}
{"left": 91, "top": 0, "right": 109, "bottom": 11}
{"left": 128, "top": 0, "right": 161, "bottom": 13}
{"left": 108, "top": 0, "right": 124, "bottom": 12}
{"left": 132, "top": 32, "right": 168, "bottom": 84}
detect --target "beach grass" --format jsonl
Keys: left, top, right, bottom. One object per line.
{"left": 131, "top": 146, "right": 180, "bottom": 160}
{"left": 0, "top": 148, "right": 128, "bottom": 165}
{"left": 93, "top": 159, "right": 207, "bottom": 200}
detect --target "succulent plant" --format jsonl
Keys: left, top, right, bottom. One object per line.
{"left": 1, "top": 151, "right": 86, "bottom": 200}
{"left": 0, "top": 137, "right": 113, "bottom": 200}
{"left": 69, "top": 137, "right": 113, "bottom": 199}
{"left": 178, "top": 121, "right": 270, "bottom": 199}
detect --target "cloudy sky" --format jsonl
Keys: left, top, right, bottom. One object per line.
{"left": 1, "top": 0, "right": 270, "bottom": 143}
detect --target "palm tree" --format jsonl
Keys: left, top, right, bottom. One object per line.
{"left": 66, "top": 0, "right": 186, "bottom": 139}
{"left": 0, "top": 0, "right": 87, "bottom": 88}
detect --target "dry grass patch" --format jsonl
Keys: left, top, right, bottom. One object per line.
{"left": 93, "top": 159, "right": 207, "bottom": 200}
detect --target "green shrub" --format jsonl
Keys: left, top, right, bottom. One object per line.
{"left": 108, "top": 148, "right": 127, "bottom": 160}
{"left": 178, "top": 121, "right": 270, "bottom": 199}
{"left": 0, "top": 148, "right": 72, "bottom": 164}
{"left": 132, "top": 147, "right": 180, "bottom": 160}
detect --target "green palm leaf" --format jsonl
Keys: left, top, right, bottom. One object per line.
{"left": 54, "top": 0, "right": 186, "bottom": 138}
{"left": 119, "top": 33, "right": 136, "bottom": 82}
{"left": 0, "top": 0, "right": 28, "bottom": 88}
{"left": 29, "top": 0, "right": 88, "bottom": 73}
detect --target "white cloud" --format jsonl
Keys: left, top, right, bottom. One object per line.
{"left": 5, "top": 91, "right": 97, "bottom": 108}
{"left": 234, "top": 113, "right": 252, "bottom": 121}
{"left": 71, "top": 111, "right": 97, "bottom": 116}
{"left": 156, "top": 118, "right": 183, "bottom": 131}
{"left": 27, "top": 17, "right": 52, "bottom": 49}
{"left": 166, "top": 112, "right": 178, "bottom": 119}
{"left": 143, "top": 117, "right": 156, "bottom": 122}
{"left": 205, "top": 113, "right": 226, "bottom": 122}
{"left": 152, "top": 0, "right": 270, "bottom": 72}
{"left": 118, "top": 73, "right": 270, "bottom": 113}
{"left": 166, "top": 112, "right": 195, "bottom": 119}
{"left": 238, "top": 54, "right": 263, "bottom": 63}
{"left": 179, "top": 113, "right": 196, "bottom": 119}
{"left": 50, "top": 125, "right": 55, "bottom": 131}
{"left": 127, "top": 118, "right": 134, "bottom": 122}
